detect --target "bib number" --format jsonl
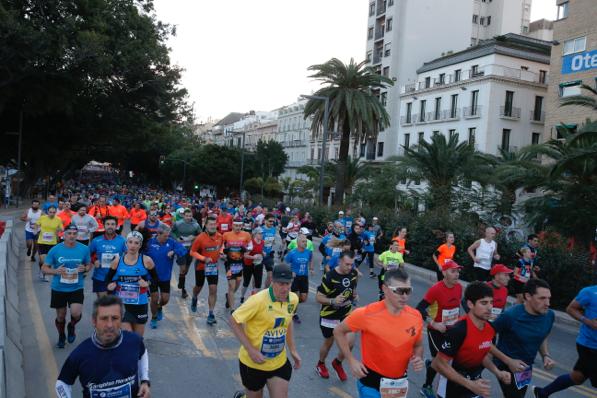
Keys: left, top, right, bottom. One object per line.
{"left": 320, "top": 318, "right": 340, "bottom": 329}
{"left": 441, "top": 308, "right": 459, "bottom": 326}
{"left": 264, "top": 237, "right": 275, "bottom": 248}
{"left": 514, "top": 366, "right": 532, "bottom": 390}
{"left": 118, "top": 283, "right": 141, "bottom": 305}
{"left": 60, "top": 268, "right": 79, "bottom": 284}
{"left": 253, "top": 254, "right": 263, "bottom": 265}
{"left": 490, "top": 307, "right": 503, "bottom": 321}
{"left": 220, "top": 223, "right": 229, "bottom": 231}
{"left": 260, "top": 331, "right": 286, "bottom": 358}
{"left": 90, "top": 382, "right": 132, "bottom": 398}
{"left": 230, "top": 263, "right": 243, "bottom": 274}
{"left": 42, "top": 232, "right": 55, "bottom": 242}
{"left": 387, "top": 261, "right": 399, "bottom": 270}
{"left": 380, "top": 377, "right": 408, "bottom": 398}
{"left": 205, "top": 262, "right": 218, "bottom": 276}
{"left": 101, "top": 253, "right": 116, "bottom": 268}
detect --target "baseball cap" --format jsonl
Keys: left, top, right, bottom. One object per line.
{"left": 441, "top": 260, "right": 463, "bottom": 271}
{"left": 272, "top": 264, "right": 293, "bottom": 283}
{"left": 299, "top": 227, "right": 310, "bottom": 235}
{"left": 338, "top": 210, "right": 345, "bottom": 215}
{"left": 64, "top": 224, "right": 78, "bottom": 232}
{"left": 490, "top": 264, "right": 513, "bottom": 276}
{"left": 373, "top": 217, "right": 379, "bottom": 220}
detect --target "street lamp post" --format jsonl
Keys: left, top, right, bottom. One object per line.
{"left": 301, "top": 94, "right": 330, "bottom": 206}
{"left": 239, "top": 130, "right": 246, "bottom": 197}
{"left": 4, "top": 106, "right": 23, "bottom": 207}
{"left": 160, "top": 157, "right": 190, "bottom": 193}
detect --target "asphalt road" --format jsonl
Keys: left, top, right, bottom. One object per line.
{"left": 7, "top": 216, "right": 594, "bottom": 397}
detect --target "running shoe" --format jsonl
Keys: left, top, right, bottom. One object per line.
{"left": 315, "top": 362, "right": 330, "bottom": 379}
{"left": 531, "top": 386, "right": 543, "bottom": 398}
{"left": 331, "top": 359, "right": 348, "bottom": 381}
{"left": 39, "top": 270, "right": 48, "bottom": 282}
{"left": 156, "top": 308, "right": 163, "bottom": 321}
{"left": 67, "top": 323, "right": 76, "bottom": 344}
{"left": 26, "top": 247, "right": 31, "bottom": 256}
{"left": 233, "top": 391, "right": 246, "bottom": 398}
{"left": 225, "top": 294, "right": 230, "bottom": 309}
{"left": 150, "top": 319, "right": 158, "bottom": 329}
{"left": 206, "top": 314, "right": 216, "bottom": 325}
{"left": 240, "top": 296, "right": 244, "bottom": 304}
{"left": 420, "top": 385, "right": 436, "bottom": 398}
{"left": 369, "top": 271, "right": 376, "bottom": 279}
{"left": 30, "top": 255, "right": 35, "bottom": 262}
{"left": 56, "top": 335, "right": 66, "bottom": 349}
{"left": 191, "top": 297, "right": 198, "bottom": 313}
{"left": 181, "top": 288, "right": 188, "bottom": 299}
{"left": 292, "top": 314, "right": 301, "bottom": 324}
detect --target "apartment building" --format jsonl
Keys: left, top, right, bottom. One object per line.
{"left": 399, "top": 34, "right": 551, "bottom": 156}
{"left": 365, "top": 0, "right": 533, "bottom": 158}
{"left": 545, "top": 0, "right": 597, "bottom": 140}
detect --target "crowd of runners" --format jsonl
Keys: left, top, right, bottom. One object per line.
{"left": 17, "top": 184, "right": 596, "bottom": 398}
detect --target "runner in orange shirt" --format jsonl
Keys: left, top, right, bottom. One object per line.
{"left": 108, "top": 198, "right": 129, "bottom": 235}
{"left": 88, "top": 196, "right": 111, "bottom": 238}
{"left": 129, "top": 202, "right": 147, "bottom": 231}
{"left": 335, "top": 268, "right": 424, "bottom": 397}
{"left": 222, "top": 221, "right": 251, "bottom": 312}
{"left": 392, "top": 226, "right": 410, "bottom": 256}
{"left": 432, "top": 232, "right": 456, "bottom": 281}
{"left": 57, "top": 202, "right": 74, "bottom": 239}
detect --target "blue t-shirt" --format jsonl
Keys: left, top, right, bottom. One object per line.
{"left": 262, "top": 226, "right": 277, "bottom": 255}
{"left": 493, "top": 304, "right": 555, "bottom": 366}
{"left": 575, "top": 285, "right": 597, "bottom": 349}
{"left": 46, "top": 242, "right": 91, "bottom": 292}
{"left": 57, "top": 331, "right": 145, "bottom": 398}
{"left": 144, "top": 237, "right": 187, "bottom": 281}
{"left": 89, "top": 234, "right": 127, "bottom": 282}
{"left": 343, "top": 217, "right": 354, "bottom": 234}
{"left": 285, "top": 248, "right": 312, "bottom": 276}
{"left": 321, "top": 233, "right": 346, "bottom": 265}
{"left": 361, "top": 231, "right": 376, "bottom": 253}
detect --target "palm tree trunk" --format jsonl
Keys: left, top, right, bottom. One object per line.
{"left": 334, "top": 126, "right": 351, "bottom": 205}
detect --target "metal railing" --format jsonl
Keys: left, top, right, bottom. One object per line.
{"left": 463, "top": 106, "right": 482, "bottom": 118}
{"left": 530, "top": 110, "right": 545, "bottom": 123}
{"left": 500, "top": 106, "right": 521, "bottom": 119}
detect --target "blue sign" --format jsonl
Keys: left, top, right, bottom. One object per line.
{"left": 562, "top": 50, "right": 597, "bottom": 74}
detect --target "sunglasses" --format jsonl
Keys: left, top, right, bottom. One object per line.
{"left": 387, "top": 286, "right": 412, "bottom": 296}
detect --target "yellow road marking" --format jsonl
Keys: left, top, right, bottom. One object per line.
{"left": 329, "top": 386, "right": 354, "bottom": 398}
{"left": 24, "top": 261, "right": 59, "bottom": 393}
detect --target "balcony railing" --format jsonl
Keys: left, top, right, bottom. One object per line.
{"left": 463, "top": 106, "right": 482, "bottom": 118}
{"left": 372, "top": 51, "right": 383, "bottom": 65}
{"left": 375, "top": 28, "right": 384, "bottom": 40}
{"left": 500, "top": 106, "right": 521, "bottom": 119}
{"left": 400, "top": 115, "right": 413, "bottom": 126}
{"left": 498, "top": 145, "right": 519, "bottom": 153}
{"left": 376, "top": 0, "right": 386, "bottom": 15}
{"left": 530, "top": 110, "right": 545, "bottom": 123}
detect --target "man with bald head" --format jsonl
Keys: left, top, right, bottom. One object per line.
{"left": 467, "top": 227, "right": 501, "bottom": 281}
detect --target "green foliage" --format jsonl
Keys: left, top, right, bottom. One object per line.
{"left": 560, "top": 84, "right": 597, "bottom": 110}
{"left": 304, "top": 58, "right": 393, "bottom": 204}
{"left": 254, "top": 140, "right": 288, "bottom": 178}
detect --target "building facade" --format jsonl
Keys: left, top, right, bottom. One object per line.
{"left": 399, "top": 34, "right": 551, "bottom": 156}
{"left": 365, "top": 0, "right": 533, "bottom": 158}
{"left": 544, "top": 0, "right": 597, "bottom": 140}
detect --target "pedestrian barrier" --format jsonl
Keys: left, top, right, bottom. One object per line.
{"left": 0, "top": 218, "right": 25, "bottom": 398}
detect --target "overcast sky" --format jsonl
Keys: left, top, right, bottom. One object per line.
{"left": 153, "top": 0, "right": 557, "bottom": 123}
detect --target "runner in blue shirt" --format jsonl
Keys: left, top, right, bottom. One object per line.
{"left": 491, "top": 279, "right": 556, "bottom": 398}
{"left": 285, "top": 235, "right": 313, "bottom": 323}
{"left": 89, "top": 216, "right": 126, "bottom": 298}
{"left": 532, "top": 284, "right": 597, "bottom": 397}
{"left": 41, "top": 224, "right": 92, "bottom": 348}
{"left": 319, "top": 221, "right": 346, "bottom": 272}
{"left": 56, "top": 295, "right": 151, "bottom": 398}
{"left": 261, "top": 214, "right": 277, "bottom": 287}
{"left": 361, "top": 224, "right": 377, "bottom": 278}
{"left": 144, "top": 224, "right": 186, "bottom": 329}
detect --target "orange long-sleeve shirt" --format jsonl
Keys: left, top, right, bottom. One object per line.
{"left": 108, "top": 204, "right": 129, "bottom": 227}
{"left": 129, "top": 208, "right": 147, "bottom": 225}
{"left": 190, "top": 232, "right": 223, "bottom": 270}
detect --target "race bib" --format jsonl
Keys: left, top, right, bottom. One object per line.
{"left": 42, "top": 232, "right": 55, "bottom": 242}
{"left": 253, "top": 254, "right": 263, "bottom": 265}
{"left": 28, "top": 221, "right": 39, "bottom": 230}
{"left": 514, "top": 366, "right": 532, "bottom": 390}
{"left": 230, "top": 263, "right": 243, "bottom": 274}
{"left": 181, "top": 235, "right": 194, "bottom": 247}
{"left": 369, "top": 236, "right": 375, "bottom": 244}
{"left": 118, "top": 283, "right": 141, "bottom": 305}
{"left": 260, "top": 330, "right": 286, "bottom": 358}
{"left": 90, "top": 382, "right": 132, "bottom": 398}
{"left": 220, "top": 223, "right": 229, "bottom": 231}
{"left": 491, "top": 307, "right": 503, "bottom": 317}
{"left": 387, "top": 261, "right": 399, "bottom": 270}
{"left": 320, "top": 318, "right": 341, "bottom": 329}
{"left": 332, "top": 247, "right": 342, "bottom": 254}
{"left": 264, "top": 237, "right": 275, "bottom": 248}
{"left": 205, "top": 262, "right": 218, "bottom": 276}
{"left": 101, "top": 253, "right": 116, "bottom": 268}
{"left": 60, "top": 268, "right": 79, "bottom": 284}
{"left": 380, "top": 377, "right": 408, "bottom": 398}
{"left": 442, "top": 308, "right": 459, "bottom": 326}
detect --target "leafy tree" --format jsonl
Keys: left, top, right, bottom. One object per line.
{"left": 326, "top": 157, "right": 369, "bottom": 197}
{"left": 304, "top": 58, "right": 392, "bottom": 204}
{"left": 352, "top": 162, "right": 409, "bottom": 209}
{"left": 254, "top": 139, "right": 288, "bottom": 178}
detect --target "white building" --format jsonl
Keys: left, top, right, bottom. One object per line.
{"left": 365, "top": 0, "right": 533, "bottom": 159}
{"left": 398, "top": 34, "right": 550, "bottom": 156}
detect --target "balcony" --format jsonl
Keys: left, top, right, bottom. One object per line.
{"left": 499, "top": 106, "right": 521, "bottom": 120}
{"left": 372, "top": 51, "right": 383, "bottom": 65}
{"left": 376, "top": 0, "right": 386, "bottom": 15}
{"left": 498, "top": 145, "right": 519, "bottom": 154}
{"left": 400, "top": 115, "right": 413, "bottom": 126}
{"left": 463, "top": 106, "right": 482, "bottom": 118}
{"left": 374, "top": 28, "right": 384, "bottom": 41}
{"left": 530, "top": 110, "right": 545, "bottom": 124}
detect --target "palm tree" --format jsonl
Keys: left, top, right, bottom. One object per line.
{"left": 327, "top": 157, "right": 370, "bottom": 196}
{"left": 560, "top": 84, "right": 597, "bottom": 110}
{"left": 304, "top": 58, "right": 393, "bottom": 204}
{"left": 397, "top": 133, "right": 486, "bottom": 211}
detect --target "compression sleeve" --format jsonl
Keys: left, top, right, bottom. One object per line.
{"left": 318, "top": 242, "right": 327, "bottom": 257}
{"left": 55, "top": 380, "right": 72, "bottom": 398}
{"left": 416, "top": 299, "right": 431, "bottom": 321}
{"left": 138, "top": 348, "right": 149, "bottom": 381}
{"left": 104, "top": 267, "right": 117, "bottom": 283}
{"left": 147, "top": 267, "right": 159, "bottom": 283}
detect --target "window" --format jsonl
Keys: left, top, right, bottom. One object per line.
{"left": 439, "top": 73, "right": 445, "bottom": 84}
{"left": 501, "top": 129, "right": 511, "bottom": 150}
{"left": 388, "top": 0, "right": 394, "bottom": 6}
{"left": 563, "top": 36, "right": 586, "bottom": 55}
{"left": 504, "top": 90, "right": 514, "bottom": 116}
{"left": 559, "top": 80, "right": 582, "bottom": 97}
{"left": 480, "top": 17, "right": 485, "bottom": 25}
{"left": 533, "top": 96, "right": 543, "bottom": 121}
{"left": 450, "top": 94, "right": 458, "bottom": 118}
{"left": 419, "top": 100, "right": 426, "bottom": 122}
{"left": 334, "top": 148, "right": 339, "bottom": 160}
{"left": 557, "top": 1, "right": 569, "bottom": 20}
{"left": 418, "top": 132, "right": 425, "bottom": 143}
{"left": 522, "top": 26, "right": 529, "bottom": 33}
{"left": 406, "top": 102, "right": 412, "bottom": 123}
{"left": 468, "top": 128, "right": 476, "bottom": 145}
{"left": 471, "top": 90, "right": 479, "bottom": 114}
{"left": 449, "top": 129, "right": 456, "bottom": 138}
{"left": 384, "top": 43, "right": 391, "bottom": 57}
{"left": 360, "top": 143, "right": 366, "bottom": 157}
{"left": 366, "top": 50, "right": 372, "bottom": 62}
{"left": 386, "top": 18, "right": 393, "bottom": 32}
{"left": 425, "top": 77, "right": 431, "bottom": 88}
{"left": 539, "top": 70, "right": 547, "bottom": 84}
{"left": 310, "top": 148, "right": 314, "bottom": 160}
{"left": 531, "top": 132, "right": 541, "bottom": 145}
{"left": 487, "top": 16, "right": 491, "bottom": 25}
{"left": 382, "top": 66, "right": 390, "bottom": 77}
{"left": 471, "top": 64, "right": 480, "bottom": 76}
{"left": 404, "top": 133, "right": 410, "bottom": 149}
{"left": 381, "top": 92, "right": 387, "bottom": 106}
{"left": 369, "top": 2, "right": 375, "bottom": 16}
{"left": 432, "top": 130, "right": 440, "bottom": 136}
{"left": 377, "top": 142, "right": 384, "bottom": 157}
{"left": 434, "top": 97, "right": 441, "bottom": 120}
{"left": 454, "top": 69, "right": 461, "bottom": 82}
{"left": 472, "top": 14, "right": 478, "bottom": 24}
{"left": 367, "top": 27, "right": 374, "bottom": 40}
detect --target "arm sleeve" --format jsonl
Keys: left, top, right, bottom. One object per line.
{"left": 138, "top": 346, "right": 149, "bottom": 381}
{"left": 55, "top": 381, "right": 72, "bottom": 398}
{"left": 416, "top": 299, "right": 432, "bottom": 320}
{"left": 56, "top": 353, "right": 78, "bottom": 397}
{"left": 437, "top": 320, "right": 467, "bottom": 359}
{"left": 344, "top": 307, "right": 367, "bottom": 333}
{"left": 318, "top": 242, "right": 327, "bottom": 257}
{"left": 104, "top": 267, "right": 117, "bottom": 283}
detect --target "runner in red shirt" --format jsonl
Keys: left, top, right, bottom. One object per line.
{"left": 416, "top": 260, "right": 463, "bottom": 397}
{"left": 432, "top": 282, "right": 512, "bottom": 398}
{"left": 487, "top": 264, "right": 513, "bottom": 320}
{"left": 240, "top": 228, "right": 265, "bottom": 303}
{"left": 216, "top": 207, "right": 234, "bottom": 234}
